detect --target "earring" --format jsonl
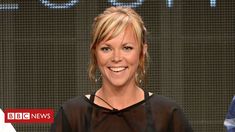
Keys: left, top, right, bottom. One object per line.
{"left": 135, "top": 72, "right": 142, "bottom": 84}
{"left": 95, "top": 73, "right": 102, "bottom": 83}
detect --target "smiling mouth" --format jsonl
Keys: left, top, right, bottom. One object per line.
{"left": 108, "top": 67, "right": 127, "bottom": 72}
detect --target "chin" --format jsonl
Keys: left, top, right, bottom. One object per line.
{"left": 109, "top": 78, "right": 134, "bottom": 88}
{"left": 110, "top": 81, "right": 126, "bottom": 87}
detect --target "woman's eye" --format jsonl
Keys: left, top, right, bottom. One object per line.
{"left": 123, "top": 46, "right": 133, "bottom": 51}
{"left": 100, "top": 47, "right": 111, "bottom": 52}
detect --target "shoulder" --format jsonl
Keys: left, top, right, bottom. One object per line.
{"left": 148, "top": 94, "right": 193, "bottom": 131}
{"left": 58, "top": 96, "right": 91, "bottom": 120}
{"left": 148, "top": 94, "right": 182, "bottom": 113}
{"left": 56, "top": 96, "right": 92, "bottom": 126}
{"left": 150, "top": 94, "right": 179, "bottom": 106}
{"left": 60, "top": 95, "right": 91, "bottom": 117}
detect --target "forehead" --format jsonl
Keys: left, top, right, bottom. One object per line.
{"left": 99, "top": 26, "right": 138, "bottom": 46}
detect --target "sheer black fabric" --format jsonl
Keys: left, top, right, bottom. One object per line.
{"left": 51, "top": 92, "right": 193, "bottom": 132}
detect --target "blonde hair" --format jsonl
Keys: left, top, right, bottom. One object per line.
{"left": 88, "top": 6, "right": 149, "bottom": 86}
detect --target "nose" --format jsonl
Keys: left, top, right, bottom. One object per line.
{"left": 112, "top": 49, "right": 122, "bottom": 62}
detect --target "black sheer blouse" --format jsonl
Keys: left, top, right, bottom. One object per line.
{"left": 51, "top": 92, "right": 193, "bottom": 132}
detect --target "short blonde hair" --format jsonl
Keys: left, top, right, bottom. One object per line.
{"left": 88, "top": 6, "right": 149, "bottom": 86}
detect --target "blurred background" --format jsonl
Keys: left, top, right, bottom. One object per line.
{"left": 0, "top": 0, "right": 234, "bottom": 131}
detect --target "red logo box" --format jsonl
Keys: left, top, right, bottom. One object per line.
{"left": 4, "top": 109, "right": 54, "bottom": 123}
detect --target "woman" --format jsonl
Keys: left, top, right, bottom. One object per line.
{"left": 51, "top": 6, "right": 193, "bottom": 132}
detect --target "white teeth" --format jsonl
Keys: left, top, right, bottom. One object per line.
{"left": 109, "top": 67, "right": 126, "bottom": 72}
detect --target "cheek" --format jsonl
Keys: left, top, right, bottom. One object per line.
{"left": 96, "top": 52, "right": 109, "bottom": 66}
{"left": 127, "top": 52, "right": 140, "bottom": 66}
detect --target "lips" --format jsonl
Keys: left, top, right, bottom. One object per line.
{"left": 108, "top": 66, "right": 127, "bottom": 72}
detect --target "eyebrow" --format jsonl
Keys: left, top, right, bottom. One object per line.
{"left": 122, "top": 43, "right": 133, "bottom": 46}
{"left": 100, "top": 42, "right": 134, "bottom": 47}
{"left": 100, "top": 43, "right": 111, "bottom": 46}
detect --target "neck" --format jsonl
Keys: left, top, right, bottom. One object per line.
{"left": 95, "top": 82, "right": 144, "bottom": 110}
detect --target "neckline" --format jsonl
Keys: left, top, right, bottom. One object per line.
{"left": 83, "top": 92, "right": 154, "bottom": 113}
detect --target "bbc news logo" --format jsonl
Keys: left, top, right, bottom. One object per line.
{"left": 4, "top": 109, "right": 54, "bottom": 123}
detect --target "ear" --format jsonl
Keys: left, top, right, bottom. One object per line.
{"left": 143, "top": 43, "right": 148, "bottom": 56}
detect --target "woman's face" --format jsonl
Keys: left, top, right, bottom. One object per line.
{"left": 95, "top": 26, "right": 144, "bottom": 88}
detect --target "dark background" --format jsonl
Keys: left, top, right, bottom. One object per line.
{"left": 0, "top": 0, "right": 234, "bottom": 131}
